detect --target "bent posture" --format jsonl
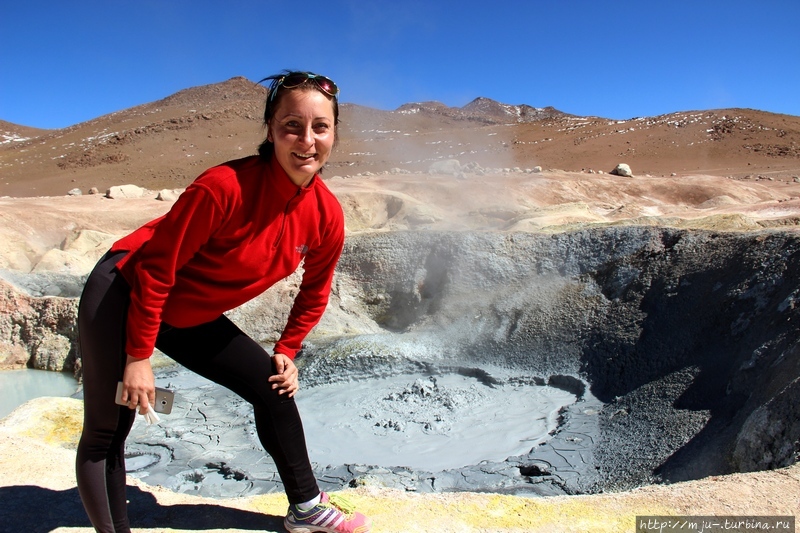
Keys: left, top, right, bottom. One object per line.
{"left": 76, "top": 71, "right": 370, "bottom": 533}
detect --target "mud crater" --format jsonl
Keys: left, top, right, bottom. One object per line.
{"left": 125, "top": 227, "right": 800, "bottom": 498}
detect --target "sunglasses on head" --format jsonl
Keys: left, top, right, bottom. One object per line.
{"left": 269, "top": 73, "right": 339, "bottom": 102}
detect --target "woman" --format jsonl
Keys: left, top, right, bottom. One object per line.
{"left": 76, "top": 71, "right": 371, "bottom": 533}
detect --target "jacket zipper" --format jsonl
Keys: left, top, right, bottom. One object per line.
{"left": 273, "top": 188, "right": 303, "bottom": 248}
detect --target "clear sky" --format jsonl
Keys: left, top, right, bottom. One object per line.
{"left": 2, "top": 0, "right": 798, "bottom": 129}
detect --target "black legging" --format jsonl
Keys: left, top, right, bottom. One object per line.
{"left": 76, "top": 251, "right": 319, "bottom": 532}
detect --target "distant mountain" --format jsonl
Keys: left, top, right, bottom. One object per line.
{"left": 1, "top": 77, "right": 798, "bottom": 197}
{"left": 148, "top": 76, "right": 266, "bottom": 115}
{"left": 462, "top": 97, "right": 570, "bottom": 123}
{"left": 396, "top": 97, "right": 570, "bottom": 124}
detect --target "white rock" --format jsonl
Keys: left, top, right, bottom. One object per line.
{"left": 105, "top": 184, "right": 145, "bottom": 199}
{"left": 611, "top": 163, "right": 633, "bottom": 177}
{"left": 156, "top": 189, "right": 181, "bottom": 202}
{"left": 429, "top": 159, "right": 462, "bottom": 175}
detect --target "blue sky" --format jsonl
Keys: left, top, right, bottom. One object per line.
{"left": 2, "top": 0, "right": 798, "bottom": 129}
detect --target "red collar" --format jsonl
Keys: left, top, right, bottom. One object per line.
{"left": 267, "top": 156, "right": 317, "bottom": 202}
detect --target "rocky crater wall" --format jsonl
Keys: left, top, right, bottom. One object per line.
{"left": 307, "top": 227, "right": 800, "bottom": 491}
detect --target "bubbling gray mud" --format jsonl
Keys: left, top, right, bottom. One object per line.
{"left": 300, "top": 373, "right": 575, "bottom": 471}
{"left": 121, "top": 227, "right": 800, "bottom": 498}
{"left": 125, "top": 361, "right": 597, "bottom": 498}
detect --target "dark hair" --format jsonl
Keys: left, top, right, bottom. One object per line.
{"left": 257, "top": 70, "right": 340, "bottom": 161}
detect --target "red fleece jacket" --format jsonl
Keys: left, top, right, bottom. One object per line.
{"left": 111, "top": 156, "right": 345, "bottom": 360}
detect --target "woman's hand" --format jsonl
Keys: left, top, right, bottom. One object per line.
{"left": 121, "top": 355, "right": 155, "bottom": 414}
{"left": 268, "top": 353, "right": 299, "bottom": 398}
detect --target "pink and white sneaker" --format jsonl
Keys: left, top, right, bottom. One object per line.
{"left": 284, "top": 492, "right": 371, "bottom": 533}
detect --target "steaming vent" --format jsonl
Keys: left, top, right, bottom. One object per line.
{"left": 124, "top": 228, "right": 800, "bottom": 498}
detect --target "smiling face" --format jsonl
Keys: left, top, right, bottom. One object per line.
{"left": 267, "top": 89, "right": 336, "bottom": 187}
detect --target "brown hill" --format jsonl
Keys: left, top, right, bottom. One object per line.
{"left": 1, "top": 77, "right": 799, "bottom": 197}
{"left": 0, "top": 120, "right": 51, "bottom": 144}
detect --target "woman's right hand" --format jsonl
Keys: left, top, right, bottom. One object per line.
{"left": 121, "top": 355, "right": 155, "bottom": 414}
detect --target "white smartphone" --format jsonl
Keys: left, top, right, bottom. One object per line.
{"left": 115, "top": 381, "right": 174, "bottom": 415}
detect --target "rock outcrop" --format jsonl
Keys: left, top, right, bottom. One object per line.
{"left": 0, "top": 279, "right": 78, "bottom": 372}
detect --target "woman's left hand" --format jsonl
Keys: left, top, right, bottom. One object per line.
{"left": 268, "top": 353, "right": 299, "bottom": 397}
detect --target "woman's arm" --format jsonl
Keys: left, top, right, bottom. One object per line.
{"left": 273, "top": 206, "right": 345, "bottom": 359}
{"left": 125, "top": 183, "right": 226, "bottom": 359}
{"left": 119, "top": 182, "right": 226, "bottom": 406}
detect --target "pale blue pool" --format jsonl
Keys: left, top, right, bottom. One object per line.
{"left": 0, "top": 369, "right": 80, "bottom": 419}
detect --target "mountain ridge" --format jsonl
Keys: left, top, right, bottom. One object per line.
{"left": 1, "top": 77, "right": 798, "bottom": 197}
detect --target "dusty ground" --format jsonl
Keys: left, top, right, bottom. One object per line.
{"left": 1, "top": 397, "right": 798, "bottom": 533}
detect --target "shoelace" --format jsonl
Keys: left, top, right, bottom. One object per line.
{"left": 327, "top": 494, "right": 356, "bottom": 517}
